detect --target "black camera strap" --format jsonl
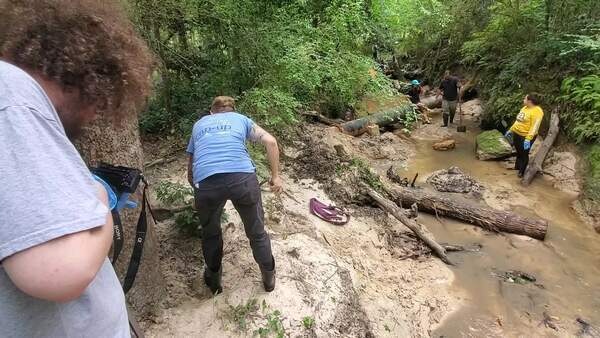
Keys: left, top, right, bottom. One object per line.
{"left": 108, "top": 178, "right": 155, "bottom": 295}
{"left": 122, "top": 182, "right": 152, "bottom": 294}
{"left": 111, "top": 211, "right": 124, "bottom": 265}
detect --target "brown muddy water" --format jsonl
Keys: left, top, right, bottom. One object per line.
{"left": 403, "top": 119, "right": 600, "bottom": 337}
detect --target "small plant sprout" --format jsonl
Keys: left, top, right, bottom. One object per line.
{"left": 302, "top": 316, "right": 315, "bottom": 330}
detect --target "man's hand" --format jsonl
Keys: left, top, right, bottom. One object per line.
{"left": 249, "top": 124, "right": 281, "bottom": 193}
{"left": 270, "top": 176, "right": 283, "bottom": 194}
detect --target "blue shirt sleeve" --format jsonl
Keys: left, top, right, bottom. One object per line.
{"left": 244, "top": 116, "right": 255, "bottom": 140}
{"left": 186, "top": 136, "right": 194, "bottom": 154}
{"left": 186, "top": 124, "right": 195, "bottom": 154}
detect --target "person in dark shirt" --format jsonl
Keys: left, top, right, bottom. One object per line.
{"left": 408, "top": 79, "right": 422, "bottom": 104}
{"left": 437, "top": 70, "right": 461, "bottom": 127}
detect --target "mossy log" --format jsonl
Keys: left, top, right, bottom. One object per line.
{"left": 339, "top": 104, "right": 416, "bottom": 136}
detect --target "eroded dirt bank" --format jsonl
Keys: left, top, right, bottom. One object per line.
{"left": 140, "top": 98, "right": 600, "bottom": 337}
{"left": 141, "top": 124, "right": 459, "bottom": 337}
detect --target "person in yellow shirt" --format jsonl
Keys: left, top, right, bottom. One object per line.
{"left": 505, "top": 94, "right": 544, "bottom": 177}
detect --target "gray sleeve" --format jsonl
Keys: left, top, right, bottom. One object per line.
{"left": 0, "top": 105, "right": 109, "bottom": 261}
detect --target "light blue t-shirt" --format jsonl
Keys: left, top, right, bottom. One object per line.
{"left": 187, "top": 112, "right": 256, "bottom": 184}
{"left": 0, "top": 61, "right": 130, "bottom": 337}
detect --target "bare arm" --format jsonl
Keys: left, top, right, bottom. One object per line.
{"left": 187, "top": 154, "right": 194, "bottom": 187}
{"left": 2, "top": 184, "right": 113, "bottom": 303}
{"left": 249, "top": 124, "right": 282, "bottom": 193}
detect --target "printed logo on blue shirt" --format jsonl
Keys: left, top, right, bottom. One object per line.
{"left": 198, "top": 119, "right": 233, "bottom": 138}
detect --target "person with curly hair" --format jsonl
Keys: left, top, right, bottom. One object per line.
{"left": 0, "top": 0, "right": 154, "bottom": 336}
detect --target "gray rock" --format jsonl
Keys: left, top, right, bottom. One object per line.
{"left": 426, "top": 166, "right": 483, "bottom": 194}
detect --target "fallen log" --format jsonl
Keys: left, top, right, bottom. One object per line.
{"left": 364, "top": 185, "right": 453, "bottom": 265}
{"left": 300, "top": 110, "right": 342, "bottom": 126}
{"left": 421, "top": 95, "right": 442, "bottom": 109}
{"left": 521, "top": 112, "right": 560, "bottom": 186}
{"left": 144, "top": 155, "right": 179, "bottom": 169}
{"left": 339, "top": 105, "right": 416, "bottom": 136}
{"left": 388, "top": 186, "right": 548, "bottom": 240}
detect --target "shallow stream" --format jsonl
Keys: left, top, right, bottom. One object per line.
{"left": 400, "top": 117, "right": 600, "bottom": 337}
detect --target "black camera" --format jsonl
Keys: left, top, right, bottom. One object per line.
{"left": 90, "top": 162, "right": 143, "bottom": 195}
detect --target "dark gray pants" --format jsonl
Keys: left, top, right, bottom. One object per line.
{"left": 194, "top": 173, "right": 273, "bottom": 272}
{"left": 513, "top": 134, "right": 536, "bottom": 176}
{"left": 442, "top": 100, "right": 457, "bottom": 126}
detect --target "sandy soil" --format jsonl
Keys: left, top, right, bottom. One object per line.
{"left": 139, "top": 98, "right": 598, "bottom": 337}
{"left": 140, "top": 126, "right": 459, "bottom": 337}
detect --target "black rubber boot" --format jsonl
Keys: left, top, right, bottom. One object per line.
{"left": 260, "top": 258, "right": 276, "bottom": 292}
{"left": 204, "top": 265, "right": 223, "bottom": 295}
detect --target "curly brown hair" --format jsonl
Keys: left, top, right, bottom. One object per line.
{"left": 0, "top": 0, "right": 154, "bottom": 118}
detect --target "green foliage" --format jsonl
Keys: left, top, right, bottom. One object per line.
{"left": 226, "top": 298, "right": 260, "bottom": 332}
{"left": 302, "top": 316, "right": 315, "bottom": 330}
{"left": 155, "top": 181, "right": 193, "bottom": 206}
{"left": 238, "top": 88, "right": 300, "bottom": 131}
{"left": 247, "top": 143, "right": 270, "bottom": 182}
{"left": 130, "top": 0, "right": 395, "bottom": 136}
{"left": 584, "top": 145, "right": 600, "bottom": 201}
{"left": 373, "top": 0, "right": 598, "bottom": 140}
{"left": 560, "top": 73, "right": 600, "bottom": 143}
{"left": 173, "top": 206, "right": 201, "bottom": 235}
{"left": 255, "top": 310, "right": 285, "bottom": 338}
{"left": 400, "top": 107, "right": 419, "bottom": 129}
{"left": 154, "top": 181, "right": 202, "bottom": 235}
{"left": 336, "top": 157, "right": 382, "bottom": 190}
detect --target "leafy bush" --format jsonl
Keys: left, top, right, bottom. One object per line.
{"left": 155, "top": 181, "right": 193, "bottom": 206}
{"left": 238, "top": 88, "right": 300, "bottom": 131}
{"left": 154, "top": 181, "right": 200, "bottom": 235}
{"left": 560, "top": 74, "right": 600, "bottom": 143}
{"left": 131, "top": 0, "right": 395, "bottom": 137}
{"left": 247, "top": 143, "right": 270, "bottom": 182}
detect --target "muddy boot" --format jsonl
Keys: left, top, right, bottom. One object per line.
{"left": 260, "top": 258, "right": 276, "bottom": 292}
{"left": 204, "top": 265, "right": 223, "bottom": 295}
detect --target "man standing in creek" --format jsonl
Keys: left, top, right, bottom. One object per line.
{"left": 437, "top": 70, "right": 461, "bottom": 127}
{"left": 187, "top": 96, "right": 282, "bottom": 294}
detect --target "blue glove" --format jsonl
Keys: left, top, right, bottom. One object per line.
{"left": 93, "top": 174, "right": 118, "bottom": 210}
{"left": 524, "top": 140, "right": 531, "bottom": 150}
{"left": 116, "top": 192, "right": 138, "bottom": 210}
{"left": 504, "top": 130, "right": 513, "bottom": 145}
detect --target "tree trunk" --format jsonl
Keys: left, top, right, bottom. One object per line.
{"left": 339, "top": 104, "right": 415, "bottom": 135}
{"left": 364, "top": 186, "right": 453, "bottom": 265}
{"left": 76, "top": 114, "right": 165, "bottom": 318}
{"left": 388, "top": 186, "right": 548, "bottom": 240}
{"left": 521, "top": 112, "right": 560, "bottom": 186}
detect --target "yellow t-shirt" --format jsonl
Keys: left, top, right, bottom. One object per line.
{"left": 510, "top": 105, "right": 544, "bottom": 140}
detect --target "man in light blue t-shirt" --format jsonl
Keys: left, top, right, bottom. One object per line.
{"left": 187, "top": 96, "right": 282, "bottom": 294}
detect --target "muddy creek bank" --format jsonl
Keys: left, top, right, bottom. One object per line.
{"left": 402, "top": 116, "right": 600, "bottom": 337}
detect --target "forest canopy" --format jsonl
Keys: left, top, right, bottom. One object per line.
{"left": 129, "top": 0, "right": 599, "bottom": 145}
